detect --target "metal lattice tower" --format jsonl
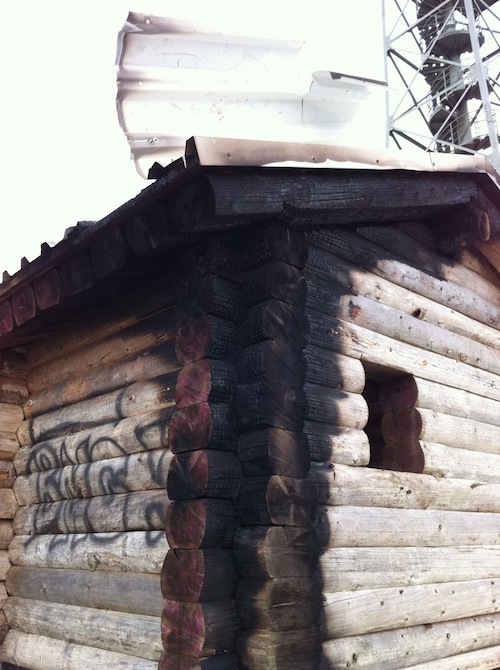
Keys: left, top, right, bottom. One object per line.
{"left": 385, "top": 0, "right": 500, "bottom": 170}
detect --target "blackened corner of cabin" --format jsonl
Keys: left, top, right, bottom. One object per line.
{"left": 169, "top": 175, "right": 216, "bottom": 233}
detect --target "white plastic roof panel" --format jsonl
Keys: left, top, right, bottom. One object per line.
{"left": 116, "top": 12, "right": 387, "bottom": 177}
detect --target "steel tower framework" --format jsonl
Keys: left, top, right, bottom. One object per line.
{"left": 385, "top": 0, "right": 500, "bottom": 169}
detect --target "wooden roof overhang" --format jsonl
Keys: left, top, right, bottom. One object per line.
{"left": 1, "top": 137, "right": 500, "bottom": 352}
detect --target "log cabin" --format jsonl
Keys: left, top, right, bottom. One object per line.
{"left": 0, "top": 137, "right": 499, "bottom": 669}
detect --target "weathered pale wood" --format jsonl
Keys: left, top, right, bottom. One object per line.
{"left": 236, "top": 475, "right": 316, "bottom": 526}
{"left": 3, "top": 597, "right": 162, "bottom": 661}
{"left": 233, "top": 526, "right": 318, "bottom": 579}
{"left": 401, "top": 645, "right": 500, "bottom": 670}
{"left": 15, "top": 406, "right": 175, "bottom": 475}
{"left": 309, "top": 462, "right": 500, "bottom": 512}
{"left": 0, "top": 550, "right": 9, "bottom": 580}
{"left": 162, "top": 599, "right": 240, "bottom": 657}
{"left": 315, "top": 505, "right": 500, "bottom": 548}
{"left": 322, "top": 578, "right": 500, "bottom": 638}
{"left": 169, "top": 402, "right": 238, "bottom": 453}
{"left": 238, "top": 627, "right": 321, "bottom": 670}
{"left": 27, "top": 306, "right": 178, "bottom": 394}
{"left": 25, "top": 339, "right": 179, "bottom": 419}
{"left": 235, "top": 576, "right": 321, "bottom": 631}
{"left": 13, "top": 489, "right": 169, "bottom": 535}
{"left": 0, "top": 630, "right": 158, "bottom": 670}
{"left": 306, "top": 228, "right": 500, "bottom": 331}
{"left": 161, "top": 548, "right": 237, "bottom": 602}
{"left": 304, "top": 384, "right": 368, "bottom": 428}
{"left": 0, "top": 432, "right": 19, "bottom": 460}
{"left": 238, "top": 427, "right": 310, "bottom": 477}
{"left": 167, "top": 450, "right": 242, "bottom": 500}
{"left": 0, "top": 520, "right": 13, "bottom": 549}
{"left": 0, "top": 403, "right": 23, "bottom": 433}
{"left": 14, "top": 448, "right": 173, "bottom": 505}
{"left": 420, "top": 441, "right": 500, "bottom": 482}
{"left": 18, "top": 373, "right": 177, "bottom": 446}
{"left": 165, "top": 499, "right": 240, "bottom": 549}
{"left": 9, "top": 530, "right": 168, "bottom": 573}
{"left": 321, "top": 613, "right": 500, "bottom": 670}
{"left": 303, "top": 423, "right": 370, "bottom": 465}
{"left": 307, "top": 310, "right": 500, "bottom": 402}
{"left": 0, "top": 460, "right": 15, "bottom": 488}
{"left": 305, "top": 238, "right": 500, "bottom": 351}
{"left": 456, "top": 246, "right": 500, "bottom": 287}
{"left": 319, "top": 545, "right": 500, "bottom": 591}
{"left": 6, "top": 566, "right": 164, "bottom": 616}
{"left": 0, "top": 489, "right": 17, "bottom": 519}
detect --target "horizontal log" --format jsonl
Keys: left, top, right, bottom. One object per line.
{"left": 420, "top": 441, "right": 500, "bottom": 482}
{"left": 158, "top": 653, "right": 239, "bottom": 670}
{"left": 243, "top": 260, "right": 306, "bottom": 308}
{"left": 304, "top": 383, "right": 368, "bottom": 428}
{"left": 161, "top": 548, "right": 237, "bottom": 602}
{"left": 162, "top": 599, "right": 240, "bottom": 657}
{"left": 236, "top": 340, "right": 304, "bottom": 386}
{"left": 303, "top": 346, "right": 364, "bottom": 392}
{"left": 15, "top": 406, "right": 175, "bottom": 475}
{"left": 0, "top": 433, "right": 19, "bottom": 460}
{"left": 238, "top": 427, "right": 310, "bottom": 477}
{"left": 236, "top": 475, "right": 316, "bottom": 526}
{"left": 167, "top": 450, "right": 242, "bottom": 500}
{"left": 322, "top": 578, "right": 500, "bottom": 639}
{"left": 18, "top": 373, "right": 177, "bottom": 446}
{"left": 315, "top": 505, "right": 500, "bottom": 548}
{"left": 6, "top": 566, "right": 164, "bottom": 616}
{"left": 306, "top": 242, "right": 500, "bottom": 352}
{"left": 175, "top": 315, "right": 241, "bottom": 366}
{"left": 25, "top": 339, "right": 179, "bottom": 419}
{"left": 0, "top": 351, "right": 28, "bottom": 379}
{"left": 165, "top": 499, "right": 240, "bottom": 549}
{"left": 169, "top": 402, "right": 238, "bottom": 453}
{"left": 0, "top": 403, "right": 23, "bottom": 433}
{"left": 319, "top": 545, "right": 500, "bottom": 592}
{"left": 0, "top": 550, "right": 9, "bottom": 580}
{"left": 9, "top": 530, "right": 168, "bottom": 573}
{"left": 177, "top": 274, "right": 244, "bottom": 323}
{"left": 241, "top": 222, "right": 308, "bottom": 269}
{"left": 234, "top": 381, "right": 305, "bottom": 432}
{"left": 401, "top": 645, "right": 500, "bottom": 670}
{"left": 306, "top": 310, "right": 500, "bottom": 402}
{"left": 0, "top": 630, "right": 158, "bottom": 670}
{"left": 28, "top": 305, "right": 178, "bottom": 394}
{"left": 0, "top": 489, "right": 17, "bottom": 519}
{"left": 175, "top": 359, "right": 237, "bottom": 408}
{"left": 304, "top": 423, "right": 370, "bottom": 464}
{"left": 13, "top": 489, "right": 169, "bottom": 535}
{"left": 456, "top": 246, "right": 500, "bottom": 286}
{"left": 3, "top": 597, "right": 162, "bottom": 661}
{"left": 233, "top": 525, "right": 318, "bottom": 579}
{"left": 238, "top": 299, "right": 309, "bottom": 348}
{"left": 306, "top": 228, "right": 500, "bottom": 331}
{"left": 237, "top": 627, "right": 321, "bottom": 670}
{"left": 0, "top": 375, "right": 28, "bottom": 404}
{"left": 235, "top": 576, "right": 321, "bottom": 631}
{"left": 0, "top": 460, "right": 15, "bottom": 488}
{"left": 309, "top": 462, "right": 500, "bottom": 512}
{"left": 321, "top": 613, "right": 500, "bottom": 670}
{"left": 0, "top": 520, "right": 13, "bottom": 549}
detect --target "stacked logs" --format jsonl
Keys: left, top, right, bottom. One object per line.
{"left": 232, "top": 224, "right": 321, "bottom": 670}
{"left": 161, "top": 239, "right": 243, "bottom": 670}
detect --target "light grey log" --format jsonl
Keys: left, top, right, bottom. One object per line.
{"left": 3, "top": 597, "right": 162, "bottom": 661}
{"left": 319, "top": 546, "right": 500, "bottom": 591}
{"left": 321, "top": 613, "right": 500, "bottom": 670}
{"left": 456, "top": 246, "right": 500, "bottom": 287}
{"left": 400, "top": 645, "right": 500, "bottom": 669}
{"left": 17, "top": 374, "right": 177, "bottom": 446}
{"left": 303, "top": 345, "right": 365, "bottom": 392}
{"left": 9, "top": 530, "right": 168, "bottom": 573}
{"left": 0, "top": 403, "right": 23, "bottom": 433}
{"left": 315, "top": 505, "right": 500, "bottom": 548}
{"left": 304, "top": 423, "right": 369, "bottom": 465}
{"left": 14, "top": 448, "right": 173, "bottom": 505}
{"left": 304, "top": 383, "right": 368, "bottom": 428}
{"left": 13, "top": 489, "right": 169, "bottom": 535}
{"left": 0, "top": 630, "right": 158, "bottom": 670}
{"left": 306, "top": 243, "right": 500, "bottom": 351}
{"left": 0, "top": 489, "right": 17, "bottom": 519}
{"left": 0, "top": 432, "right": 19, "bottom": 460}
{"left": 6, "top": 566, "right": 164, "bottom": 616}
{"left": 421, "top": 441, "right": 500, "bottom": 482}
{"left": 309, "top": 462, "right": 500, "bottom": 513}
{"left": 322, "top": 578, "right": 500, "bottom": 638}
{"left": 14, "top": 406, "right": 175, "bottom": 475}
{"left": 307, "top": 311, "right": 500, "bottom": 403}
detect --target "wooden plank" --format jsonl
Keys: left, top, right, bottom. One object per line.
{"left": 9, "top": 530, "right": 168, "bottom": 573}
{"left": 15, "top": 406, "right": 175, "bottom": 475}
{"left": 304, "top": 423, "right": 370, "bottom": 465}
{"left": 25, "top": 339, "right": 180, "bottom": 419}
{"left": 0, "top": 630, "right": 158, "bottom": 670}
{"left": 321, "top": 613, "right": 500, "bottom": 670}
{"left": 166, "top": 450, "right": 242, "bottom": 500}
{"left": 309, "top": 462, "right": 500, "bottom": 513}
{"left": 14, "top": 448, "right": 173, "bottom": 505}
{"left": 315, "top": 505, "right": 500, "bottom": 548}
{"left": 3, "top": 597, "right": 162, "bottom": 661}
{"left": 18, "top": 373, "right": 177, "bottom": 446}
{"left": 6, "top": 567, "right": 164, "bottom": 616}
{"left": 322, "top": 578, "right": 500, "bottom": 638}
{"left": 13, "top": 489, "right": 169, "bottom": 535}
{"left": 165, "top": 499, "right": 239, "bottom": 549}
{"left": 161, "top": 548, "right": 237, "bottom": 602}
{"left": 319, "top": 546, "right": 500, "bottom": 591}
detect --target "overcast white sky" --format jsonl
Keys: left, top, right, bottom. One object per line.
{"left": 1, "top": 1, "right": 385, "bottom": 276}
